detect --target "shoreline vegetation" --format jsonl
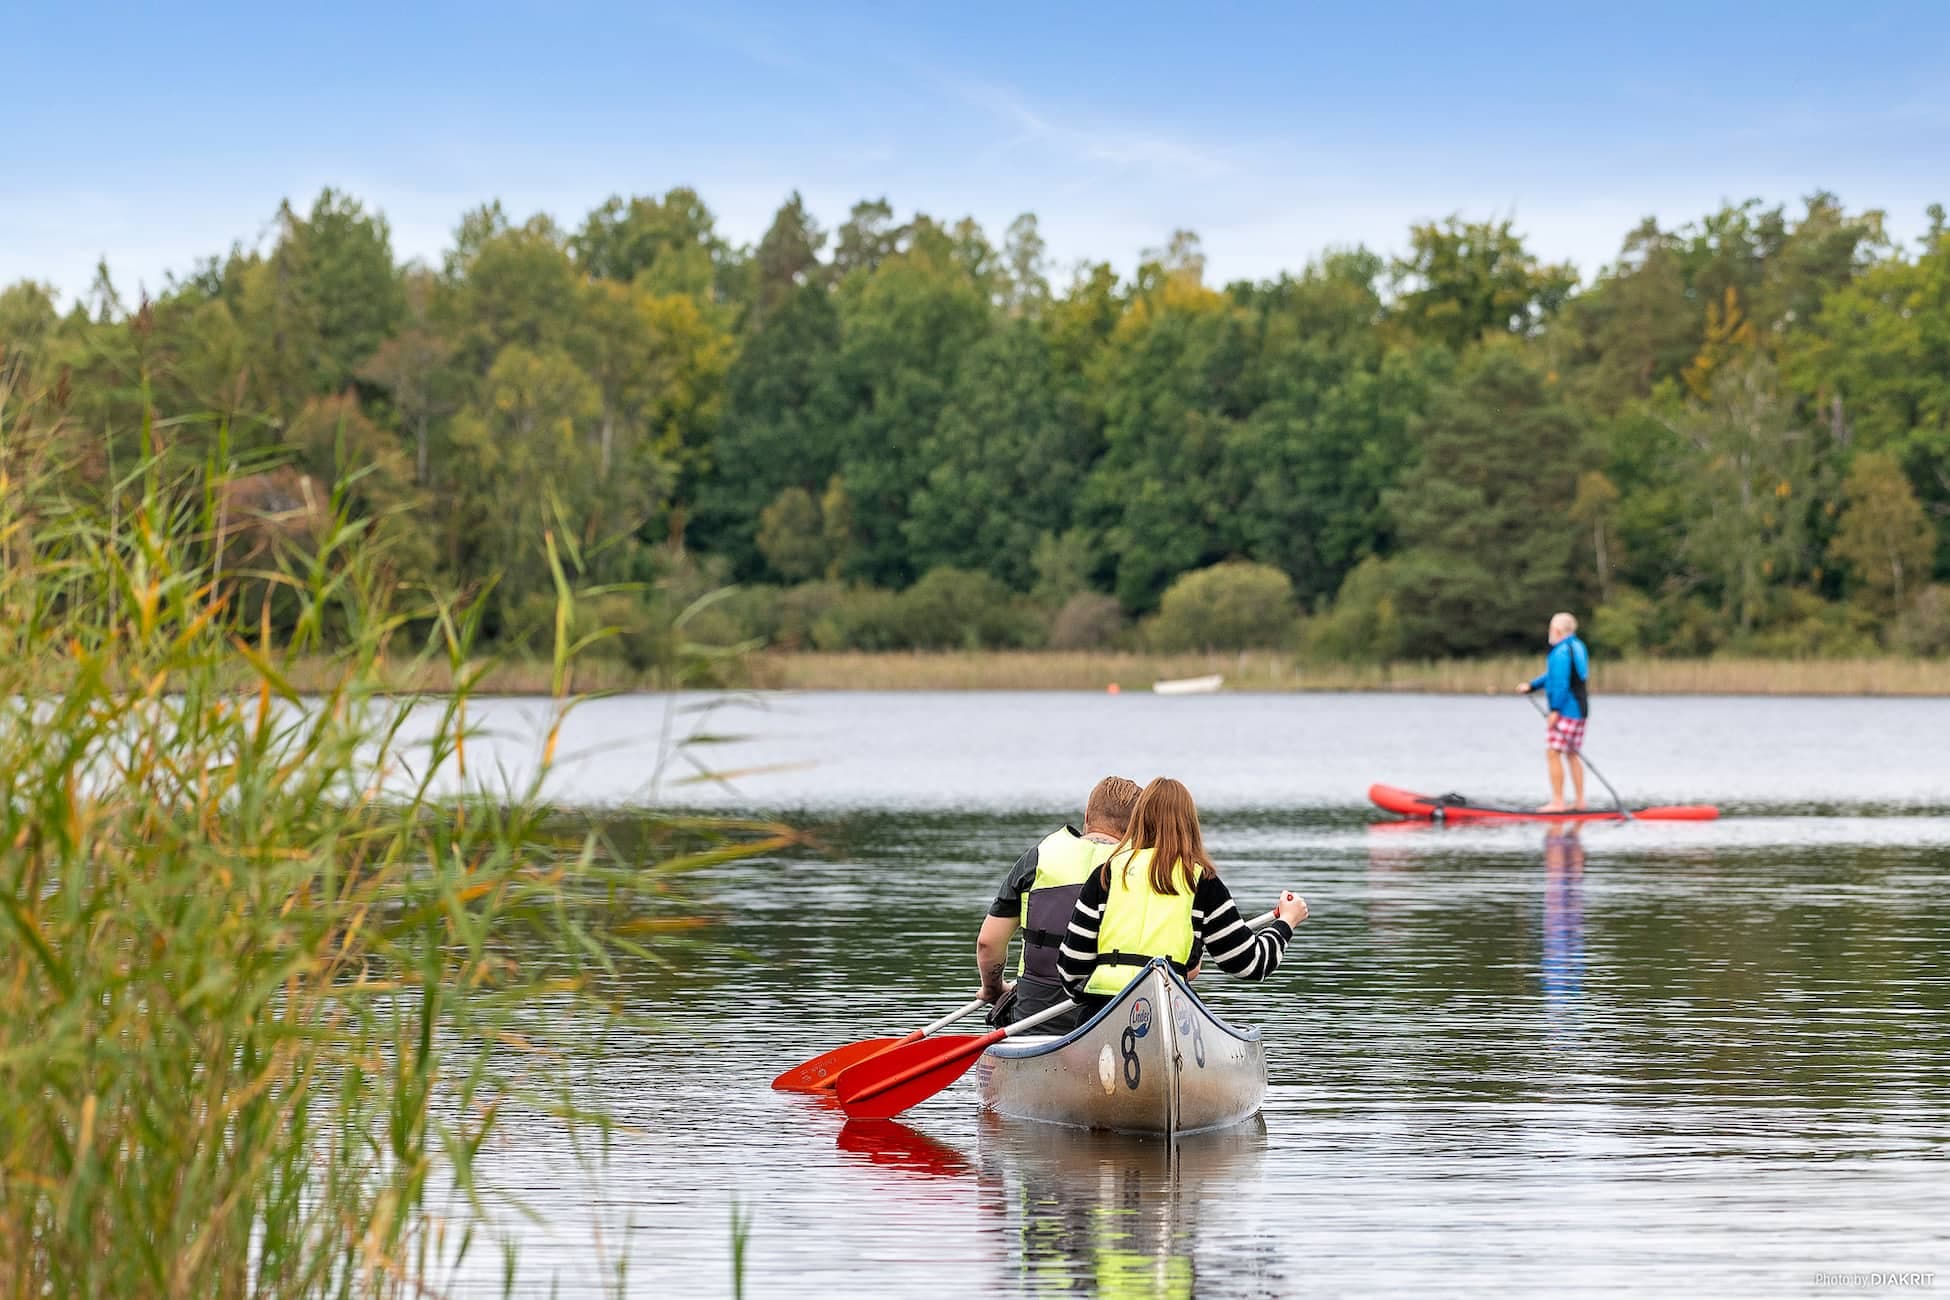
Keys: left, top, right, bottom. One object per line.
{"left": 275, "top": 650, "right": 1950, "bottom": 697}
{"left": 0, "top": 379, "right": 792, "bottom": 1294}
{"left": 8, "top": 187, "right": 1950, "bottom": 692}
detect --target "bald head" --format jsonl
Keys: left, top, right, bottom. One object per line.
{"left": 1549, "top": 611, "right": 1578, "bottom": 643}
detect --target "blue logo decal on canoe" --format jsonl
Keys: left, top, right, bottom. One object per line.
{"left": 1129, "top": 997, "right": 1152, "bottom": 1038}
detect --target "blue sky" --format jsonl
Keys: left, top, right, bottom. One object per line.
{"left": 5, "top": 0, "right": 1947, "bottom": 304}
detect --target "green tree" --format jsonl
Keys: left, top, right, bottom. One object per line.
{"left": 1389, "top": 217, "right": 1576, "bottom": 351}
{"left": 756, "top": 485, "right": 825, "bottom": 581}
{"left": 1383, "top": 347, "right": 1583, "bottom": 656}
{"left": 819, "top": 474, "right": 854, "bottom": 578}
{"left": 829, "top": 225, "right": 993, "bottom": 584}
{"left": 1082, "top": 272, "right": 1249, "bottom": 610}
{"left": 0, "top": 281, "right": 60, "bottom": 370}
{"left": 1148, "top": 561, "right": 1297, "bottom": 652}
{"left": 633, "top": 290, "right": 734, "bottom": 549}
{"left": 1829, "top": 451, "right": 1934, "bottom": 610}
{"left": 892, "top": 566, "right": 1032, "bottom": 649}
{"left": 832, "top": 198, "right": 903, "bottom": 280}
{"left": 1001, "top": 214, "right": 1050, "bottom": 316}
{"left": 442, "top": 345, "right": 602, "bottom": 611}
{"left": 1666, "top": 353, "right": 1815, "bottom": 633}
{"left": 1220, "top": 253, "right": 1435, "bottom": 605}
{"left": 1789, "top": 224, "right": 1950, "bottom": 575}
{"left": 237, "top": 191, "right": 403, "bottom": 422}
{"left": 1570, "top": 470, "right": 1622, "bottom": 602}
{"left": 904, "top": 320, "right": 1087, "bottom": 589}
{"left": 693, "top": 281, "right": 846, "bottom": 574}
{"left": 572, "top": 186, "right": 727, "bottom": 299}
{"left": 747, "top": 192, "right": 826, "bottom": 328}
{"left": 1561, "top": 218, "right": 1697, "bottom": 408}
{"left": 445, "top": 215, "right": 580, "bottom": 374}
{"left": 357, "top": 270, "right": 459, "bottom": 484}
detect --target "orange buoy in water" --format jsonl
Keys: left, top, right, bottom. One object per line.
{"left": 1106, "top": 683, "right": 1121, "bottom": 695}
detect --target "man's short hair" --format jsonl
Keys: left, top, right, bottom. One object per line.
{"left": 1085, "top": 776, "right": 1142, "bottom": 835}
{"left": 1552, "top": 611, "right": 1578, "bottom": 634}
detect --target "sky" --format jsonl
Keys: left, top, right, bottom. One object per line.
{"left": 5, "top": 0, "right": 1948, "bottom": 305}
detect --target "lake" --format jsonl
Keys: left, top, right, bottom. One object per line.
{"left": 431, "top": 692, "right": 1950, "bottom": 1297}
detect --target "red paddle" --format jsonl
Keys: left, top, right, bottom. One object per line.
{"left": 771, "top": 997, "right": 987, "bottom": 1092}
{"left": 834, "top": 997, "right": 1080, "bottom": 1120}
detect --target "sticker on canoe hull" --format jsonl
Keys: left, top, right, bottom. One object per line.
{"left": 1098, "top": 1043, "right": 1116, "bottom": 1094}
{"left": 1172, "top": 992, "right": 1206, "bottom": 1068}
{"left": 1129, "top": 996, "right": 1152, "bottom": 1038}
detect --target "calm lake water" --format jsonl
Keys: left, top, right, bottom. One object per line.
{"left": 433, "top": 692, "right": 1950, "bottom": 1298}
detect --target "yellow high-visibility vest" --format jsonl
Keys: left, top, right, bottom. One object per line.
{"left": 1084, "top": 847, "right": 1197, "bottom": 996}
{"left": 1018, "top": 828, "right": 1119, "bottom": 980}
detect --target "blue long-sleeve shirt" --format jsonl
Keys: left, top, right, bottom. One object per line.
{"left": 1528, "top": 635, "right": 1589, "bottom": 718}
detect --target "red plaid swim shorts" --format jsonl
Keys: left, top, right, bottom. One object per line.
{"left": 1547, "top": 715, "right": 1587, "bottom": 753}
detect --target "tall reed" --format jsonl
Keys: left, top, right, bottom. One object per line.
{"left": 0, "top": 370, "right": 792, "bottom": 1297}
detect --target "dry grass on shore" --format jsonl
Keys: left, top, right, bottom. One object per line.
{"left": 744, "top": 651, "right": 1950, "bottom": 695}
{"left": 268, "top": 649, "right": 1950, "bottom": 697}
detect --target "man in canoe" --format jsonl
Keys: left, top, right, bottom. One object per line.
{"left": 1517, "top": 611, "right": 1591, "bottom": 811}
{"left": 1057, "top": 777, "right": 1307, "bottom": 1013}
{"left": 977, "top": 775, "right": 1142, "bottom": 1034}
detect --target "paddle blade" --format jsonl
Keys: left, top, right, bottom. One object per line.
{"left": 835, "top": 1032, "right": 999, "bottom": 1120}
{"left": 771, "top": 1035, "right": 908, "bottom": 1092}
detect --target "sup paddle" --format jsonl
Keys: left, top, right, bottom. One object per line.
{"left": 835, "top": 909, "right": 1285, "bottom": 1121}
{"left": 771, "top": 997, "right": 987, "bottom": 1092}
{"left": 1525, "top": 690, "right": 1630, "bottom": 819}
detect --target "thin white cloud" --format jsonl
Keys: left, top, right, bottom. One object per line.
{"left": 921, "top": 70, "right": 1235, "bottom": 182}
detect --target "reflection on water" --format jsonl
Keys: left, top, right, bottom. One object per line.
{"left": 436, "top": 695, "right": 1950, "bottom": 1297}
{"left": 981, "top": 1118, "right": 1275, "bottom": 1300}
{"left": 1542, "top": 826, "right": 1585, "bottom": 1032}
{"left": 832, "top": 1117, "right": 1273, "bottom": 1298}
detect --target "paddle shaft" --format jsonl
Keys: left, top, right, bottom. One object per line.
{"left": 918, "top": 997, "right": 988, "bottom": 1037}
{"left": 1525, "top": 690, "right": 1629, "bottom": 818}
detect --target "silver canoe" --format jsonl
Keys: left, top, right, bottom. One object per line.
{"left": 973, "top": 959, "right": 1266, "bottom": 1136}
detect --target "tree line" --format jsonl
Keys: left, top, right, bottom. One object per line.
{"left": 2, "top": 186, "right": 1947, "bottom": 661}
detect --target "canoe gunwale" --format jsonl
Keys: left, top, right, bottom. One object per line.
{"left": 985, "top": 959, "right": 1261, "bottom": 1062}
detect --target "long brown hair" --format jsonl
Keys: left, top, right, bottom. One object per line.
{"left": 1102, "top": 777, "right": 1216, "bottom": 896}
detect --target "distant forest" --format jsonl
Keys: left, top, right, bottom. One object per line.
{"left": 3, "top": 187, "right": 1947, "bottom": 661}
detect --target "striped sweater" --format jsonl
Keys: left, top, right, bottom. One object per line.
{"left": 1056, "top": 867, "right": 1293, "bottom": 997}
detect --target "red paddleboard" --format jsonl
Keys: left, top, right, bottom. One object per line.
{"left": 1369, "top": 783, "right": 1719, "bottom": 824}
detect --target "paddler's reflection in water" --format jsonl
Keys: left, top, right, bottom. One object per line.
{"left": 1541, "top": 825, "right": 1586, "bottom": 1036}
{"left": 835, "top": 1115, "right": 1273, "bottom": 1297}
{"left": 978, "top": 1116, "right": 1275, "bottom": 1298}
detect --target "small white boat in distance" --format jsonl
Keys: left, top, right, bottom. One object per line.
{"left": 1152, "top": 674, "right": 1223, "bottom": 696}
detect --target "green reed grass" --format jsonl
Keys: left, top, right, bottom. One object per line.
{"left": 0, "top": 372, "right": 794, "bottom": 1297}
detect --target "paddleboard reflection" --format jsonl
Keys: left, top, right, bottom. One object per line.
{"left": 1542, "top": 824, "right": 1586, "bottom": 1037}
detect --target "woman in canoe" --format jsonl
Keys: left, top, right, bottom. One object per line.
{"left": 1056, "top": 777, "right": 1308, "bottom": 1013}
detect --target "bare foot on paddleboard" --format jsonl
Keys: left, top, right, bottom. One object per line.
{"left": 1538, "top": 802, "right": 1567, "bottom": 812}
